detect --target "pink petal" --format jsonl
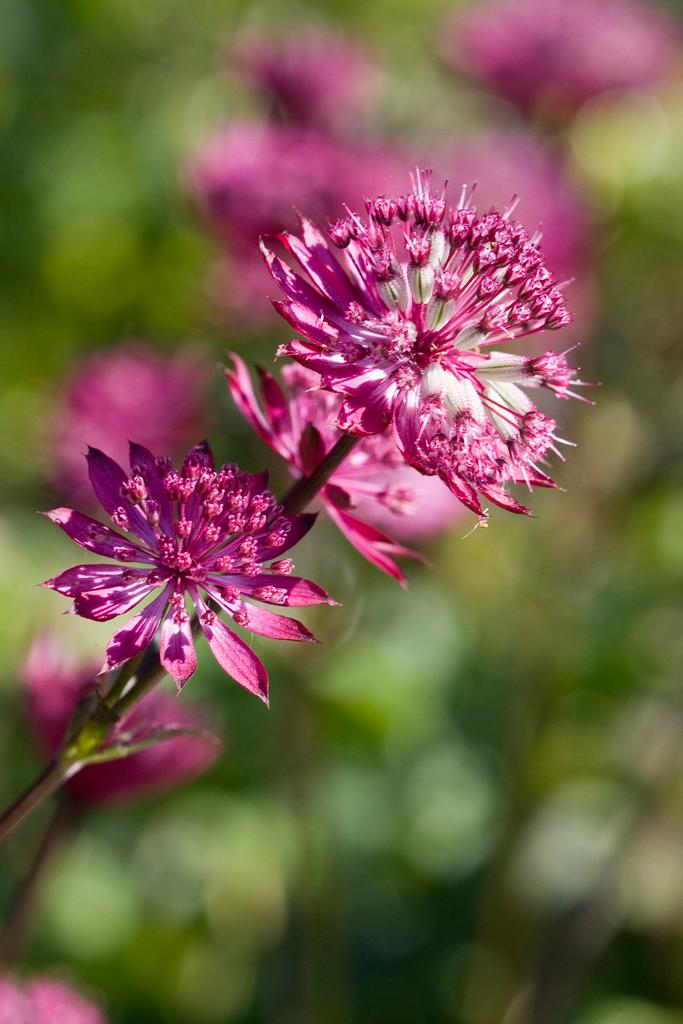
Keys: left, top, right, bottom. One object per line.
{"left": 298, "top": 423, "right": 326, "bottom": 473}
{"left": 279, "top": 220, "right": 358, "bottom": 307}
{"left": 74, "top": 578, "right": 158, "bottom": 622}
{"left": 205, "top": 585, "right": 319, "bottom": 643}
{"left": 43, "top": 508, "right": 151, "bottom": 562}
{"left": 480, "top": 483, "right": 532, "bottom": 516}
{"left": 273, "top": 302, "right": 340, "bottom": 348}
{"left": 101, "top": 586, "right": 171, "bottom": 673}
{"left": 234, "top": 602, "right": 318, "bottom": 643}
{"left": 258, "top": 512, "right": 317, "bottom": 559}
{"left": 337, "top": 394, "right": 392, "bottom": 435}
{"left": 256, "top": 365, "right": 293, "bottom": 440}
{"left": 160, "top": 612, "right": 198, "bottom": 689}
{"left": 260, "top": 239, "right": 338, "bottom": 315}
{"left": 224, "top": 355, "right": 289, "bottom": 458}
{"left": 86, "top": 447, "right": 155, "bottom": 546}
{"left": 237, "top": 574, "right": 334, "bottom": 607}
{"left": 44, "top": 564, "right": 148, "bottom": 597}
{"left": 326, "top": 504, "right": 424, "bottom": 586}
{"left": 193, "top": 592, "right": 268, "bottom": 703}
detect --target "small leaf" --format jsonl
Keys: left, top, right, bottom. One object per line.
{"left": 78, "top": 726, "right": 220, "bottom": 766}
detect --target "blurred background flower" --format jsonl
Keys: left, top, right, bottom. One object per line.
{"left": 22, "top": 634, "right": 220, "bottom": 805}
{"left": 49, "top": 343, "right": 213, "bottom": 507}
{"left": 443, "top": 0, "right": 681, "bottom": 126}
{"left": 0, "top": 973, "right": 106, "bottom": 1023}
{"left": 229, "top": 26, "right": 380, "bottom": 133}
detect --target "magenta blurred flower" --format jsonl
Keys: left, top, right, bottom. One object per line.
{"left": 232, "top": 27, "right": 379, "bottom": 131}
{"left": 227, "top": 357, "right": 462, "bottom": 584}
{"left": 188, "top": 121, "right": 345, "bottom": 244}
{"left": 433, "top": 131, "right": 590, "bottom": 286}
{"left": 264, "top": 171, "right": 587, "bottom": 522}
{"left": 52, "top": 343, "right": 212, "bottom": 506}
{"left": 22, "top": 634, "right": 219, "bottom": 804}
{"left": 0, "top": 975, "right": 105, "bottom": 1024}
{"left": 187, "top": 120, "right": 408, "bottom": 327}
{"left": 43, "top": 442, "right": 333, "bottom": 703}
{"left": 444, "top": 0, "right": 680, "bottom": 119}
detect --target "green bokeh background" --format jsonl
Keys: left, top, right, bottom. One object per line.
{"left": 2, "top": 0, "right": 683, "bottom": 1021}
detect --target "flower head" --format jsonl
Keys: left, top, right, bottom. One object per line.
{"left": 444, "top": 0, "right": 680, "bottom": 120}
{"left": 22, "top": 634, "right": 219, "bottom": 804}
{"left": 227, "top": 356, "right": 463, "bottom": 584}
{"left": 264, "top": 171, "right": 587, "bottom": 521}
{"left": 0, "top": 975, "right": 105, "bottom": 1024}
{"left": 43, "top": 442, "right": 333, "bottom": 703}
{"left": 52, "top": 342, "right": 211, "bottom": 506}
{"left": 232, "top": 27, "right": 378, "bottom": 132}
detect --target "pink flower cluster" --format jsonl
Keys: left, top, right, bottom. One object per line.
{"left": 23, "top": 635, "right": 218, "bottom": 804}
{"left": 264, "top": 171, "right": 585, "bottom": 521}
{"left": 0, "top": 976, "right": 105, "bottom": 1024}
{"left": 445, "top": 0, "right": 680, "bottom": 119}
{"left": 44, "top": 441, "right": 332, "bottom": 702}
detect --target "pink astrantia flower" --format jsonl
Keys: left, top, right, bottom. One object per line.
{"left": 444, "top": 0, "right": 680, "bottom": 119}
{"left": 52, "top": 343, "right": 211, "bottom": 506}
{"left": 227, "top": 356, "right": 463, "bottom": 584}
{"left": 22, "top": 634, "right": 219, "bottom": 804}
{"left": 232, "top": 27, "right": 378, "bottom": 132}
{"left": 264, "top": 171, "right": 587, "bottom": 522}
{"left": 42, "top": 442, "right": 333, "bottom": 703}
{"left": 0, "top": 975, "right": 105, "bottom": 1024}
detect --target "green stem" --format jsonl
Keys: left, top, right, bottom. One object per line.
{"left": 0, "top": 761, "right": 68, "bottom": 847}
{"left": 281, "top": 434, "right": 360, "bottom": 514}
{"left": 0, "top": 433, "right": 360, "bottom": 846}
{"left": 0, "top": 798, "right": 78, "bottom": 963}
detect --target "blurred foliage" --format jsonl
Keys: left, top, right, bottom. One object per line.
{"left": 1, "top": 0, "right": 683, "bottom": 1022}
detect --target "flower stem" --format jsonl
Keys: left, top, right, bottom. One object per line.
{"left": 0, "top": 433, "right": 360, "bottom": 846}
{"left": 0, "top": 761, "right": 68, "bottom": 847}
{"left": 281, "top": 434, "right": 360, "bottom": 514}
{"left": 0, "top": 798, "right": 78, "bottom": 963}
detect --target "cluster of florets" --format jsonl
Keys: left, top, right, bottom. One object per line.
{"left": 264, "top": 171, "right": 585, "bottom": 520}
{"left": 327, "top": 183, "right": 572, "bottom": 338}
{"left": 44, "top": 442, "right": 332, "bottom": 701}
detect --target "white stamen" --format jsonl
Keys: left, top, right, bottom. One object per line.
{"left": 421, "top": 365, "right": 486, "bottom": 422}
{"left": 409, "top": 263, "right": 435, "bottom": 305}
